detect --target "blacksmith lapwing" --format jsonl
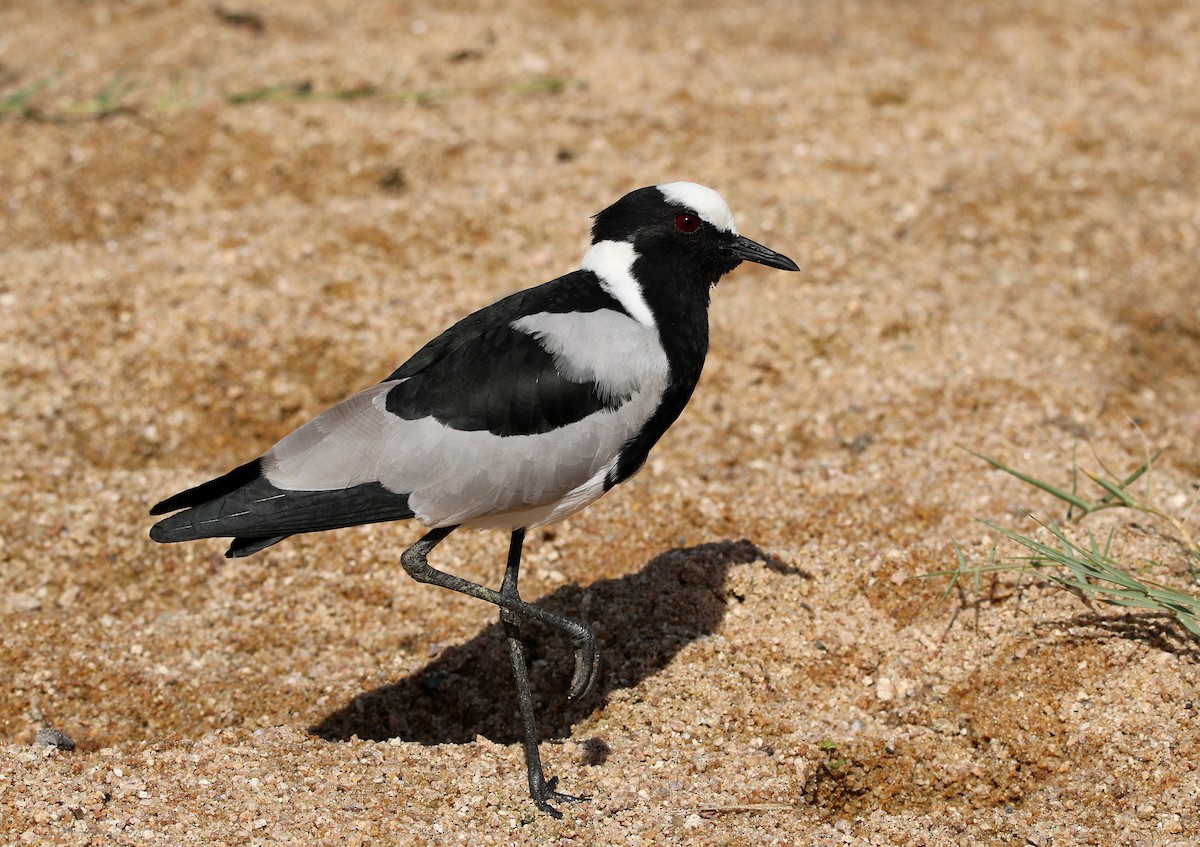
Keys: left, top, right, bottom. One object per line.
{"left": 149, "top": 182, "right": 799, "bottom": 816}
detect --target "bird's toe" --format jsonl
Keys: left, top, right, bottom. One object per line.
{"left": 567, "top": 623, "right": 600, "bottom": 699}
{"left": 532, "top": 775, "right": 589, "bottom": 818}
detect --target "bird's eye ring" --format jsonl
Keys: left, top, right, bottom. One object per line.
{"left": 674, "top": 213, "right": 701, "bottom": 234}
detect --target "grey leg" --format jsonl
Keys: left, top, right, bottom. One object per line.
{"left": 400, "top": 527, "right": 599, "bottom": 698}
{"left": 500, "top": 528, "right": 590, "bottom": 818}
{"left": 399, "top": 526, "right": 600, "bottom": 817}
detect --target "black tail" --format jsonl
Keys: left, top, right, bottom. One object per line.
{"left": 149, "top": 460, "right": 415, "bottom": 558}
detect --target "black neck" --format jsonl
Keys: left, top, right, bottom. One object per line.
{"left": 605, "top": 257, "right": 713, "bottom": 488}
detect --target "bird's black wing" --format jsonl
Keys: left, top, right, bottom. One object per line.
{"left": 384, "top": 271, "right": 634, "bottom": 436}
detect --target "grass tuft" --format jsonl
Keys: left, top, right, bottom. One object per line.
{"left": 0, "top": 75, "right": 58, "bottom": 119}
{"left": 922, "top": 446, "right": 1200, "bottom": 642}
{"left": 225, "top": 80, "right": 385, "bottom": 105}
{"left": 3, "top": 71, "right": 577, "bottom": 120}
{"left": 986, "top": 516, "right": 1200, "bottom": 638}
{"left": 0, "top": 69, "right": 140, "bottom": 122}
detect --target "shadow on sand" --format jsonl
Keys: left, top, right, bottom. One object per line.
{"left": 311, "top": 538, "right": 806, "bottom": 748}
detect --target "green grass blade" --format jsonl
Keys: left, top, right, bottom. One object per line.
{"left": 1068, "top": 444, "right": 1081, "bottom": 522}
{"left": 1093, "top": 447, "right": 1167, "bottom": 507}
{"left": 1084, "top": 471, "right": 1139, "bottom": 509}
{"left": 965, "top": 449, "right": 1098, "bottom": 513}
{"left": 938, "top": 540, "right": 967, "bottom": 606}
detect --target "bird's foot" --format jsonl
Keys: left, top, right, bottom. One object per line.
{"left": 567, "top": 621, "right": 600, "bottom": 699}
{"left": 531, "top": 775, "right": 589, "bottom": 819}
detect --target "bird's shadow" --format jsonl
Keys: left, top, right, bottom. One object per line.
{"left": 311, "top": 539, "right": 806, "bottom": 749}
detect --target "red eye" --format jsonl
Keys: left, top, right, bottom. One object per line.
{"left": 675, "top": 213, "right": 700, "bottom": 234}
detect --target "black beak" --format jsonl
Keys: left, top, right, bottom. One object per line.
{"left": 728, "top": 234, "right": 800, "bottom": 272}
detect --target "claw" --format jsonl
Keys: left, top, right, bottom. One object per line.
{"left": 532, "top": 775, "right": 590, "bottom": 819}
{"left": 567, "top": 621, "right": 599, "bottom": 699}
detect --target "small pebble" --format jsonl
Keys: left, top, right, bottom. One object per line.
{"left": 34, "top": 728, "right": 77, "bottom": 751}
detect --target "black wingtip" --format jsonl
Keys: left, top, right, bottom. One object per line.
{"left": 149, "top": 459, "right": 264, "bottom": 516}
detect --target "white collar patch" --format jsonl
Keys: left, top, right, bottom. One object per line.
{"left": 656, "top": 182, "right": 739, "bottom": 235}
{"left": 581, "top": 240, "right": 655, "bottom": 327}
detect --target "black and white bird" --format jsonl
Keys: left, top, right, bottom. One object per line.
{"left": 149, "top": 182, "right": 799, "bottom": 816}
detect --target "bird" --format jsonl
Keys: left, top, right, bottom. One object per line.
{"left": 149, "top": 181, "right": 799, "bottom": 817}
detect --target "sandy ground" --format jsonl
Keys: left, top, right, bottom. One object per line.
{"left": 3, "top": 0, "right": 1200, "bottom": 844}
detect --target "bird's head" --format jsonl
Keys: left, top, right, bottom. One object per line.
{"left": 589, "top": 182, "right": 800, "bottom": 293}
